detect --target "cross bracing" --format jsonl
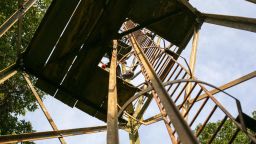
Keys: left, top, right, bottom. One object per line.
{"left": 0, "top": 0, "right": 256, "bottom": 143}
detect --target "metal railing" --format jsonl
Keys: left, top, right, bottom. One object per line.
{"left": 118, "top": 21, "right": 256, "bottom": 144}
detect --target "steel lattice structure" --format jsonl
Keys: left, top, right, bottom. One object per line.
{"left": 0, "top": 0, "right": 256, "bottom": 144}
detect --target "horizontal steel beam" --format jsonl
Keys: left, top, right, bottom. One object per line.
{"left": 177, "top": 0, "right": 200, "bottom": 16}
{"left": 118, "top": 9, "right": 182, "bottom": 38}
{"left": 142, "top": 113, "right": 162, "bottom": 125}
{"left": 0, "top": 0, "right": 36, "bottom": 37}
{"left": 202, "top": 13, "right": 256, "bottom": 33}
{"left": 192, "top": 70, "right": 256, "bottom": 102}
{"left": 246, "top": 0, "right": 256, "bottom": 4}
{"left": 0, "top": 125, "right": 125, "bottom": 144}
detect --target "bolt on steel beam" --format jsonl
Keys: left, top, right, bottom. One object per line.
{"left": 107, "top": 40, "right": 119, "bottom": 144}
{"left": 129, "top": 34, "right": 199, "bottom": 144}
{"left": 23, "top": 73, "right": 67, "bottom": 144}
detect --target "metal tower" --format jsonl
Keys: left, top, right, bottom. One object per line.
{"left": 0, "top": 0, "right": 256, "bottom": 143}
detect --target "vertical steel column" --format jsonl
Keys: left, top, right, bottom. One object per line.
{"left": 183, "top": 26, "right": 200, "bottom": 118}
{"left": 0, "top": 0, "right": 36, "bottom": 37}
{"left": 188, "top": 27, "right": 199, "bottom": 77}
{"left": 17, "top": 0, "right": 23, "bottom": 57}
{"left": 128, "top": 95, "right": 144, "bottom": 144}
{"left": 130, "top": 35, "right": 199, "bottom": 144}
{"left": 128, "top": 118, "right": 140, "bottom": 144}
{"left": 107, "top": 40, "right": 119, "bottom": 144}
{"left": 23, "top": 73, "right": 67, "bottom": 144}
{"left": 129, "top": 131, "right": 140, "bottom": 144}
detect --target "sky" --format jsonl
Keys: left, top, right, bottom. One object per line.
{"left": 20, "top": 0, "right": 256, "bottom": 144}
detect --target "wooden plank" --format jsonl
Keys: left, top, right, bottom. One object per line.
{"left": 128, "top": 0, "right": 197, "bottom": 47}
{"left": 36, "top": 66, "right": 138, "bottom": 122}
{"left": 23, "top": 0, "right": 81, "bottom": 73}
{"left": 37, "top": 0, "right": 132, "bottom": 90}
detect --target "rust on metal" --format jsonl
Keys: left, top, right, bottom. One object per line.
{"left": 107, "top": 40, "right": 119, "bottom": 144}
{"left": 129, "top": 32, "right": 199, "bottom": 144}
{"left": 202, "top": 13, "right": 256, "bottom": 33}
{"left": 193, "top": 70, "right": 256, "bottom": 102}
{"left": 23, "top": 73, "right": 67, "bottom": 144}
{"left": 0, "top": 0, "right": 255, "bottom": 143}
{"left": 0, "top": 125, "right": 120, "bottom": 144}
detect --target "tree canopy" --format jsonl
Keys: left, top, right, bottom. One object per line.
{"left": 196, "top": 111, "right": 256, "bottom": 144}
{"left": 0, "top": 0, "right": 51, "bottom": 142}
